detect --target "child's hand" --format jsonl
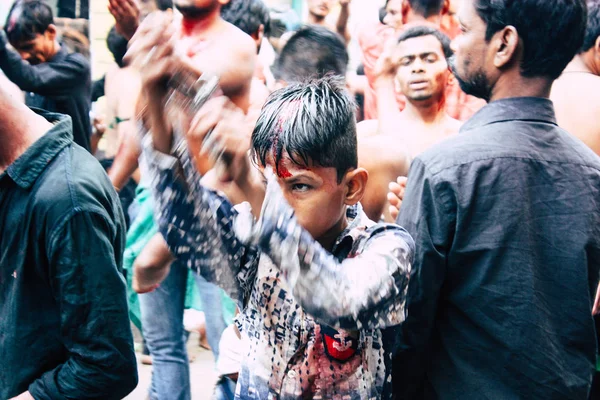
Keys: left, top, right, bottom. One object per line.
{"left": 387, "top": 176, "right": 408, "bottom": 221}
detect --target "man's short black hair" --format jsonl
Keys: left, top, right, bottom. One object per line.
{"left": 252, "top": 76, "right": 357, "bottom": 182}
{"left": 407, "top": 0, "right": 445, "bottom": 18}
{"left": 397, "top": 25, "right": 453, "bottom": 60}
{"left": 5, "top": 0, "right": 54, "bottom": 44}
{"left": 221, "top": 0, "right": 271, "bottom": 37}
{"left": 155, "top": 0, "right": 173, "bottom": 11}
{"left": 274, "top": 25, "right": 349, "bottom": 83}
{"left": 107, "top": 26, "right": 127, "bottom": 68}
{"left": 581, "top": 1, "right": 600, "bottom": 52}
{"left": 475, "top": 0, "right": 587, "bottom": 80}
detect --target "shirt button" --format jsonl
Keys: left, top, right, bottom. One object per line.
{"left": 287, "top": 370, "right": 297, "bottom": 379}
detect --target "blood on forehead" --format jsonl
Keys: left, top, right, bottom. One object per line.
{"left": 272, "top": 99, "right": 302, "bottom": 178}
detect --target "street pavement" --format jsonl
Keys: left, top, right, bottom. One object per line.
{"left": 125, "top": 332, "right": 218, "bottom": 400}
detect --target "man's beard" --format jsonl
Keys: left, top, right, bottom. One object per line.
{"left": 175, "top": 2, "right": 217, "bottom": 19}
{"left": 449, "top": 55, "right": 492, "bottom": 102}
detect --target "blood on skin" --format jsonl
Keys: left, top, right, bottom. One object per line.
{"left": 270, "top": 100, "right": 302, "bottom": 178}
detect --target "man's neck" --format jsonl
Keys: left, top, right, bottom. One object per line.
{"left": 307, "top": 12, "right": 327, "bottom": 26}
{"left": 0, "top": 107, "right": 50, "bottom": 174}
{"left": 317, "top": 212, "right": 349, "bottom": 252}
{"left": 564, "top": 55, "right": 598, "bottom": 76}
{"left": 401, "top": 97, "right": 448, "bottom": 125}
{"left": 404, "top": 12, "right": 442, "bottom": 27}
{"left": 179, "top": 6, "right": 221, "bottom": 36}
{"left": 489, "top": 71, "right": 553, "bottom": 102}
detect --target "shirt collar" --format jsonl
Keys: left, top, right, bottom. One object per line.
{"left": 50, "top": 45, "right": 68, "bottom": 62}
{"left": 460, "top": 97, "right": 557, "bottom": 133}
{"left": 332, "top": 203, "right": 371, "bottom": 256}
{"left": 3, "top": 110, "right": 73, "bottom": 189}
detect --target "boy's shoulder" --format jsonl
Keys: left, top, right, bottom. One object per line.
{"left": 346, "top": 207, "right": 414, "bottom": 256}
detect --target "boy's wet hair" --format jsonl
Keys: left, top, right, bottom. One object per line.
{"left": 221, "top": 0, "right": 271, "bottom": 37}
{"left": 397, "top": 25, "right": 453, "bottom": 60}
{"left": 274, "top": 25, "right": 349, "bottom": 83}
{"left": 5, "top": 0, "right": 54, "bottom": 44}
{"left": 252, "top": 75, "right": 357, "bottom": 183}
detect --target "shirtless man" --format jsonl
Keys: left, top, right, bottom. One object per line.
{"left": 551, "top": 0, "right": 600, "bottom": 156}
{"left": 359, "top": 26, "right": 460, "bottom": 222}
{"left": 112, "top": 2, "right": 256, "bottom": 399}
{"left": 306, "top": 0, "right": 351, "bottom": 43}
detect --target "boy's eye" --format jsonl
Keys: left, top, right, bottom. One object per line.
{"left": 291, "top": 183, "right": 311, "bottom": 192}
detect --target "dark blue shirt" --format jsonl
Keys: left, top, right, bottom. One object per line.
{"left": 394, "top": 97, "right": 600, "bottom": 399}
{"left": 0, "top": 111, "right": 137, "bottom": 399}
{"left": 0, "top": 32, "right": 92, "bottom": 152}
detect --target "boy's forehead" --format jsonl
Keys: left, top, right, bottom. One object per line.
{"left": 397, "top": 35, "right": 445, "bottom": 58}
{"left": 260, "top": 152, "right": 337, "bottom": 181}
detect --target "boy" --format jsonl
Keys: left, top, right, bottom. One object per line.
{"left": 143, "top": 76, "right": 414, "bottom": 399}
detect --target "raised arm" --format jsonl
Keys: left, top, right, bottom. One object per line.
{"left": 244, "top": 174, "right": 414, "bottom": 331}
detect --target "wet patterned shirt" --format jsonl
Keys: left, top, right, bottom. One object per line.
{"left": 143, "top": 140, "right": 414, "bottom": 399}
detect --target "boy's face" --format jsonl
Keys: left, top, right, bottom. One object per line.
{"left": 11, "top": 27, "right": 57, "bottom": 65}
{"left": 262, "top": 153, "right": 350, "bottom": 241}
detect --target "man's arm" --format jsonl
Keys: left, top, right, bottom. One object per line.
{"left": 393, "top": 157, "right": 454, "bottom": 397}
{"left": 0, "top": 32, "right": 90, "bottom": 96}
{"left": 143, "top": 136, "right": 258, "bottom": 305}
{"left": 27, "top": 211, "right": 138, "bottom": 400}
{"left": 336, "top": 0, "right": 352, "bottom": 43}
{"left": 244, "top": 174, "right": 414, "bottom": 331}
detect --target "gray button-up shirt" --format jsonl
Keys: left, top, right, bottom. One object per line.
{"left": 395, "top": 97, "right": 600, "bottom": 399}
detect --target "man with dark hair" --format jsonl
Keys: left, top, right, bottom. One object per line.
{"left": 306, "top": 0, "right": 351, "bottom": 43}
{"left": 551, "top": 0, "right": 600, "bottom": 156}
{"left": 359, "top": 0, "right": 484, "bottom": 121}
{"left": 138, "top": 71, "right": 414, "bottom": 399}
{"left": 390, "top": 0, "right": 600, "bottom": 398}
{"left": 360, "top": 26, "right": 460, "bottom": 222}
{"left": 220, "top": 0, "right": 270, "bottom": 47}
{"left": 404, "top": 0, "right": 447, "bottom": 20}
{"left": 0, "top": 0, "right": 92, "bottom": 151}
{"left": 0, "top": 69, "right": 137, "bottom": 400}
{"left": 274, "top": 25, "right": 348, "bottom": 85}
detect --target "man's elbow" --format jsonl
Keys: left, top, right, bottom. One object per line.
{"left": 106, "top": 356, "right": 139, "bottom": 399}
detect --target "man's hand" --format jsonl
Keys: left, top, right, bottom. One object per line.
{"left": 125, "top": 11, "right": 177, "bottom": 153}
{"left": 108, "top": 0, "right": 140, "bottom": 41}
{"left": 9, "top": 391, "right": 35, "bottom": 400}
{"left": 593, "top": 281, "right": 600, "bottom": 315}
{"left": 387, "top": 176, "right": 408, "bottom": 220}
{"left": 187, "top": 96, "right": 253, "bottom": 185}
{"left": 373, "top": 38, "right": 401, "bottom": 86}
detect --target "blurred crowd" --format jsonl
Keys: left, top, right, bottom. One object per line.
{"left": 1, "top": 0, "right": 600, "bottom": 400}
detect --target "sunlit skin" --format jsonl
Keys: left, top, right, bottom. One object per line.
{"left": 258, "top": 153, "right": 367, "bottom": 251}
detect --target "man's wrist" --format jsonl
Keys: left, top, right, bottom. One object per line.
{"left": 373, "top": 75, "right": 396, "bottom": 90}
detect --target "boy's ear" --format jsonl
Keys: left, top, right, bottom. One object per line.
{"left": 344, "top": 168, "right": 368, "bottom": 206}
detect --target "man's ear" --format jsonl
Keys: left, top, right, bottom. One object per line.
{"left": 344, "top": 168, "right": 368, "bottom": 206}
{"left": 254, "top": 24, "right": 265, "bottom": 53}
{"left": 401, "top": 0, "right": 410, "bottom": 24}
{"left": 492, "top": 25, "right": 519, "bottom": 69}
{"left": 45, "top": 24, "right": 57, "bottom": 41}
{"left": 594, "top": 36, "right": 600, "bottom": 61}
{"left": 442, "top": 0, "right": 450, "bottom": 15}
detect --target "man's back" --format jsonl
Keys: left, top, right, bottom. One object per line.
{"left": 397, "top": 97, "right": 600, "bottom": 399}
{"left": 0, "top": 111, "right": 136, "bottom": 399}
{"left": 551, "top": 72, "right": 600, "bottom": 156}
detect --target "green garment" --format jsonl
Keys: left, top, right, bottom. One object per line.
{"left": 123, "top": 187, "right": 236, "bottom": 330}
